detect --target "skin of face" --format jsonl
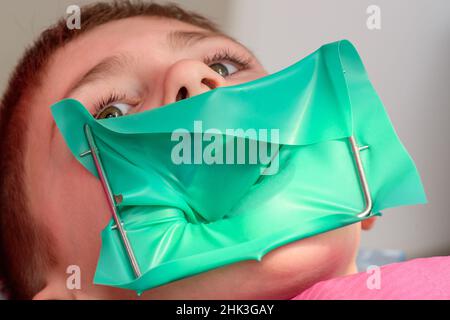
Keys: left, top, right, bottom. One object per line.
{"left": 25, "top": 17, "right": 374, "bottom": 300}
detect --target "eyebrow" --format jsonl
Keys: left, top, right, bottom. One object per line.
{"left": 167, "top": 30, "right": 229, "bottom": 49}
{"left": 68, "top": 53, "right": 134, "bottom": 94}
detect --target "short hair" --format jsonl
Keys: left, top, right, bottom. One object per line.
{"left": 0, "top": 0, "right": 220, "bottom": 299}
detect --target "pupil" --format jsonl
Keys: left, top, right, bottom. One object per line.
{"left": 210, "top": 63, "right": 229, "bottom": 77}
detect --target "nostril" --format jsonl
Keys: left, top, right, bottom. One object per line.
{"left": 176, "top": 87, "right": 188, "bottom": 102}
{"left": 201, "top": 78, "right": 217, "bottom": 90}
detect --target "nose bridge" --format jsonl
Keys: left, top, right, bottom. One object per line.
{"left": 163, "top": 59, "right": 225, "bottom": 105}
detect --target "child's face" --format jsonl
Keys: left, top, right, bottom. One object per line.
{"left": 27, "top": 17, "right": 361, "bottom": 300}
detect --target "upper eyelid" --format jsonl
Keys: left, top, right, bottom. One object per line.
{"left": 203, "top": 51, "right": 252, "bottom": 68}
{"left": 93, "top": 93, "right": 140, "bottom": 113}
{"left": 205, "top": 37, "right": 258, "bottom": 64}
{"left": 196, "top": 38, "right": 256, "bottom": 64}
{"left": 171, "top": 31, "right": 257, "bottom": 66}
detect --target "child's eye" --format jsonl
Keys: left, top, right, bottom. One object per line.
{"left": 95, "top": 103, "right": 132, "bottom": 119}
{"left": 209, "top": 62, "right": 238, "bottom": 77}
{"left": 203, "top": 49, "right": 251, "bottom": 78}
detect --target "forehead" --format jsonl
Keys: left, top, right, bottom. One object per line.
{"left": 48, "top": 17, "right": 212, "bottom": 95}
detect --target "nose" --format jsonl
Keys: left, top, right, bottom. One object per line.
{"left": 163, "top": 59, "right": 226, "bottom": 105}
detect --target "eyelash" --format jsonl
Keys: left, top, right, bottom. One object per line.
{"left": 93, "top": 92, "right": 127, "bottom": 117}
{"left": 93, "top": 49, "right": 251, "bottom": 118}
{"left": 203, "top": 48, "right": 252, "bottom": 71}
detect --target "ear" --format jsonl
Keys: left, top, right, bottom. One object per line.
{"left": 361, "top": 217, "right": 377, "bottom": 230}
{"left": 32, "top": 275, "right": 76, "bottom": 300}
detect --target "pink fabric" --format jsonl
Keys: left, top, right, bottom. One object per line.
{"left": 292, "top": 256, "right": 450, "bottom": 300}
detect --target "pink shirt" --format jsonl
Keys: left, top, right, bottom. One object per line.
{"left": 292, "top": 256, "right": 450, "bottom": 300}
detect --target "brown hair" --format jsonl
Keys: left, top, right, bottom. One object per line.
{"left": 0, "top": 0, "right": 219, "bottom": 300}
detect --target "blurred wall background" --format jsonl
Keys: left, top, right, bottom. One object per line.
{"left": 0, "top": 0, "right": 449, "bottom": 259}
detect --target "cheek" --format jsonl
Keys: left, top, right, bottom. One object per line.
{"left": 46, "top": 136, "right": 112, "bottom": 271}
